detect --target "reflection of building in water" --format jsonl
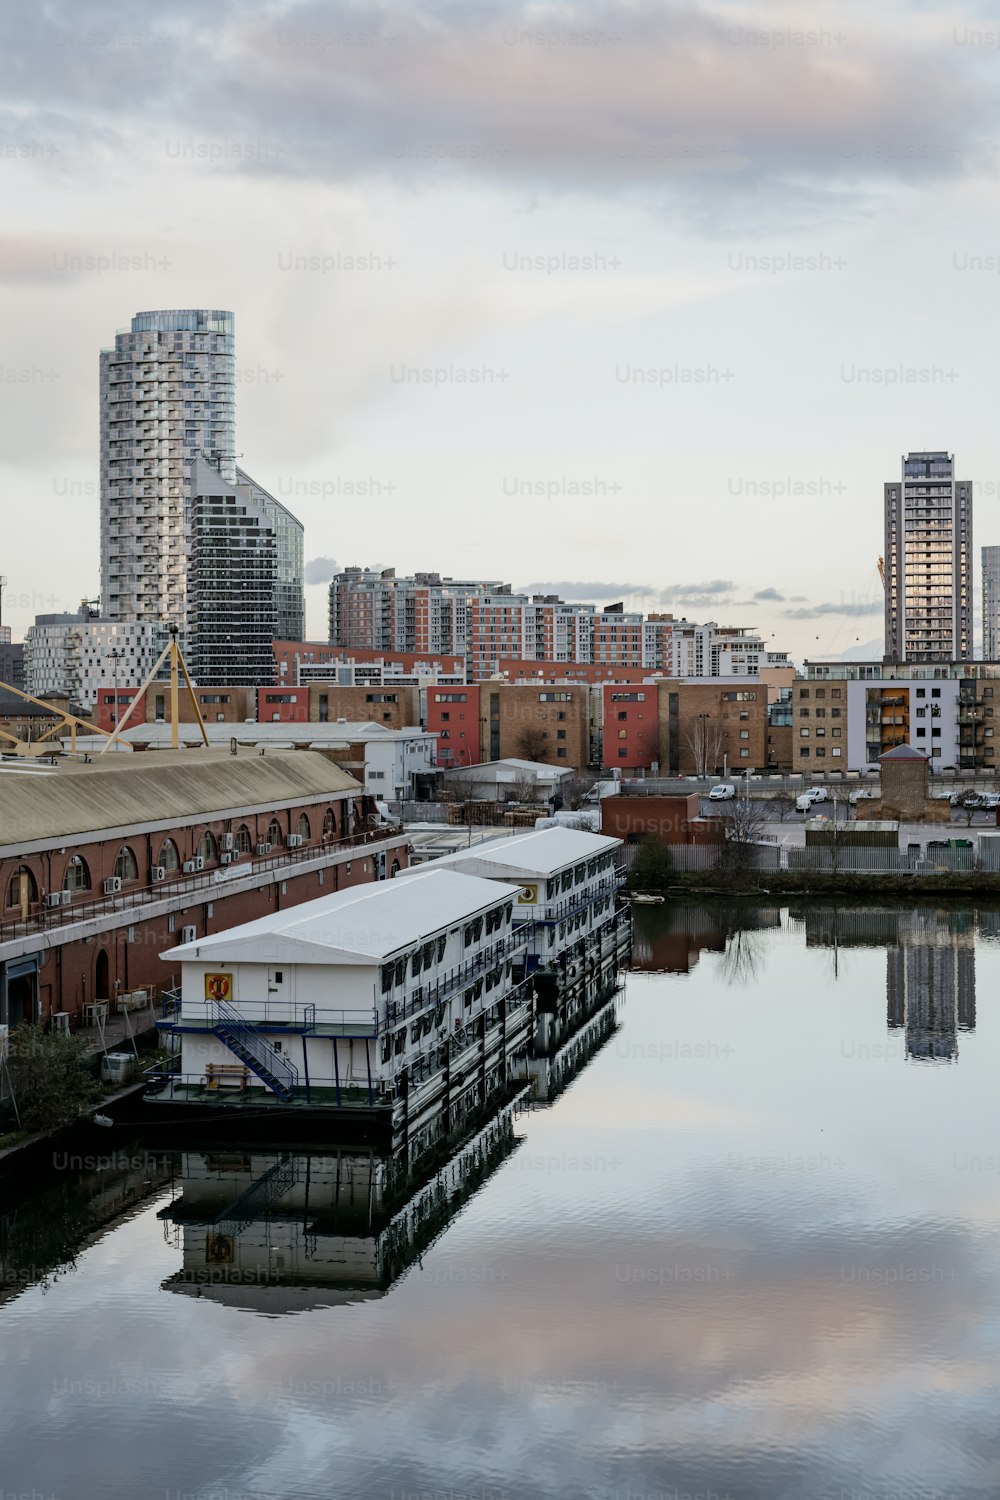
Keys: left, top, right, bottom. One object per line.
{"left": 798, "top": 907, "right": 905, "bottom": 950}
{"left": 525, "top": 984, "right": 621, "bottom": 1107}
{"left": 886, "top": 910, "right": 976, "bottom": 1062}
{"left": 630, "top": 904, "right": 780, "bottom": 976}
{"left": 159, "top": 1105, "right": 523, "bottom": 1313}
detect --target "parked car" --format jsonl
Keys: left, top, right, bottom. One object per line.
{"left": 796, "top": 787, "right": 827, "bottom": 812}
{"left": 979, "top": 793, "right": 1000, "bottom": 810}
{"left": 848, "top": 788, "right": 879, "bottom": 803}
{"left": 708, "top": 783, "right": 736, "bottom": 801}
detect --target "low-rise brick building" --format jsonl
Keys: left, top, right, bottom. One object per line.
{"left": 0, "top": 749, "right": 407, "bottom": 1028}
{"left": 478, "top": 683, "right": 590, "bottom": 770}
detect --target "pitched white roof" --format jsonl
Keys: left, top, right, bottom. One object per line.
{"left": 398, "top": 825, "right": 620, "bottom": 880}
{"left": 161, "top": 867, "right": 520, "bottom": 966}
{"left": 446, "top": 758, "right": 569, "bottom": 779}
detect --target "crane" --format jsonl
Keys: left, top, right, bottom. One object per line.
{"left": 877, "top": 557, "right": 885, "bottom": 588}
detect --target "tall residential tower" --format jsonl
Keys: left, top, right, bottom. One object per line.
{"left": 883, "top": 451, "right": 972, "bottom": 663}
{"left": 983, "top": 546, "right": 1000, "bottom": 660}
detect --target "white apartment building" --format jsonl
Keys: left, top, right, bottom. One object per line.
{"left": 24, "top": 612, "right": 168, "bottom": 713}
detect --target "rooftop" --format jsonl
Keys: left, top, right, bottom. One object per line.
{"left": 162, "top": 867, "right": 521, "bottom": 966}
{"left": 0, "top": 749, "right": 360, "bottom": 849}
{"left": 399, "top": 825, "right": 621, "bottom": 879}
{"left": 445, "top": 758, "right": 572, "bottom": 779}
{"left": 71, "top": 720, "right": 434, "bottom": 752}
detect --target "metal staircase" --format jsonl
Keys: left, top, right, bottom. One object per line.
{"left": 215, "top": 1154, "right": 302, "bottom": 1234}
{"left": 211, "top": 998, "right": 299, "bottom": 1102}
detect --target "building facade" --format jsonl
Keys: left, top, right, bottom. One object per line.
{"left": 236, "top": 468, "right": 305, "bottom": 642}
{"left": 186, "top": 457, "right": 277, "bottom": 687}
{"left": 983, "top": 546, "right": 1000, "bottom": 661}
{"left": 100, "top": 309, "right": 236, "bottom": 629}
{"left": 0, "top": 750, "right": 407, "bottom": 1029}
{"left": 884, "top": 451, "right": 973, "bottom": 663}
{"left": 478, "top": 683, "right": 590, "bottom": 769}
{"left": 24, "top": 610, "right": 168, "bottom": 714}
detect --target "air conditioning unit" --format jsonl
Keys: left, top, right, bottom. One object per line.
{"left": 265, "top": 842, "right": 273, "bottom": 854}
{"left": 101, "top": 1052, "right": 137, "bottom": 1086}
{"left": 51, "top": 1012, "right": 71, "bottom": 1035}
{"left": 103, "top": 877, "right": 123, "bottom": 894}
{"left": 115, "top": 993, "right": 132, "bottom": 1014}
{"left": 256, "top": 842, "right": 268, "bottom": 856}
{"left": 221, "top": 833, "right": 234, "bottom": 851}
{"left": 180, "top": 925, "right": 196, "bottom": 944}
{"left": 44, "top": 892, "right": 63, "bottom": 908}
{"left": 182, "top": 860, "right": 197, "bottom": 874}
{"left": 286, "top": 833, "right": 302, "bottom": 848}
{"left": 59, "top": 890, "right": 72, "bottom": 906}
{"left": 220, "top": 853, "right": 233, "bottom": 865}
{"left": 82, "top": 1001, "right": 109, "bottom": 1027}
{"left": 152, "top": 866, "right": 166, "bottom": 882}
{"left": 194, "top": 857, "right": 205, "bottom": 871}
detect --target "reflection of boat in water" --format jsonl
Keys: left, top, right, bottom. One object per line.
{"left": 158, "top": 1102, "right": 525, "bottom": 1313}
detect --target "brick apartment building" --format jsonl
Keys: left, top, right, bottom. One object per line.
{"left": 95, "top": 685, "right": 256, "bottom": 734}
{"left": 0, "top": 750, "right": 407, "bottom": 1028}
{"left": 603, "top": 681, "right": 772, "bottom": 776}
{"left": 478, "top": 683, "right": 590, "bottom": 769}
{"left": 424, "top": 684, "right": 481, "bottom": 767}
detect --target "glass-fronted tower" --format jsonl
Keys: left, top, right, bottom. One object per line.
{"left": 236, "top": 467, "right": 305, "bottom": 641}
{"left": 883, "top": 451, "right": 972, "bottom": 664}
{"left": 100, "top": 309, "right": 236, "bottom": 630}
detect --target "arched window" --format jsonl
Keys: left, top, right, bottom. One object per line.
{"left": 266, "top": 818, "right": 282, "bottom": 847}
{"left": 6, "top": 866, "right": 37, "bottom": 908}
{"left": 63, "top": 855, "right": 91, "bottom": 892}
{"left": 158, "top": 838, "right": 180, "bottom": 872}
{"left": 197, "top": 830, "right": 218, "bottom": 863}
{"left": 235, "top": 824, "right": 253, "bottom": 854}
{"left": 296, "top": 813, "right": 310, "bottom": 841}
{"left": 113, "top": 846, "right": 138, "bottom": 883}
{"left": 390, "top": 859, "right": 400, "bottom": 879}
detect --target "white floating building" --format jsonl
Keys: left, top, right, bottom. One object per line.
{"left": 154, "top": 866, "right": 532, "bottom": 1141}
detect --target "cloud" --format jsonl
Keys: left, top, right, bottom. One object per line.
{"left": 0, "top": 0, "right": 989, "bottom": 230}
{"left": 519, "top": 579, "right": 739, "bottom": 610}
{"left": 303, "top": 556, "right": 339, "bottom": 585}
{"left": 753, "top": 587, "right": 784, "bottom": 602}
{"left": 519, "top": 580, "right": 656, "bottom": 601}
{"left": 784, "top": 600, "right": 883, "bottom": 620}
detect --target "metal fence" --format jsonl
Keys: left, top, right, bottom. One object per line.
{"left": 622, "top": 840, "right": 983, "bottom": 876}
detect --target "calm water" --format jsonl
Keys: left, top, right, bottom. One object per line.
{"left": 4, "top": 902, "right": 1000, "bottom": 1499}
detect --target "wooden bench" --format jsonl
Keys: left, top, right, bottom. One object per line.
{"left": 205, "top": 1062, "right": 250, "bottom": 1091}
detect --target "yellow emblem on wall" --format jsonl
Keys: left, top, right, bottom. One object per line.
{"left": 204, "top": 972, "right": 232, "bottom": 1002}
{"left": 518, "top": 884, "right": 538, "bottom": 904}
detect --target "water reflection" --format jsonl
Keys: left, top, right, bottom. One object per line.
{"left": 630, "top": 901, "right": 781, "bottom": 975}
{"left": 159, "top": 1107, "right": 523, "bottom": 1313}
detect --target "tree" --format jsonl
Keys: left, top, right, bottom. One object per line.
{"left": 563, "top": 773, "right": 598, "bottom": 810}
{"left": 770, "top": 788, "right": 797, "bottom": 822}
{"left": 713, "top": 796, "right": 770, "bottom": 883}
{"left": 683, "top": 716, "right": 726, "bottom": 778}
{"left": 627, "top": 837, "right": 674, "bottom": 893}
{"left": 514, "top": 727, "right": 550, "bottom": 762}
{"left": 508, "top": 772, "right": 539, "bottom": 805}
{"left": 6, "top": 1026, "right": 104, "bottom": 1134}
{"left": 957, "top": 792, "right": 981, "bottom": 827}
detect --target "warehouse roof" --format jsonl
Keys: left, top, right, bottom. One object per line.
{"left": 82, "top": 720, "right": 433, "bottom": 750}
{"left": 0, "top": 749, "right": 360, "bottom": 849}
{"left": 162, "top": 867, "right": 521, "bottom": 965}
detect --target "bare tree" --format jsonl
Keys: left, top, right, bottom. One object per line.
{"left": 714, "top": 795, "right": 770, "bottom": 882}
{"left": 563, "top": 773, "right": 598, "bottom": 810}
{"left": 682, "top": 716, "right": 726, "bottom": 778}
{"left": 507, "top": 772, "right": 538, "bottom": 805}
{"left": 514, "top": 726, "right": 550, "bottom": 762}
{"left": 957, "top": 792, "right": 981, "bottom": 827}
{"left": 770, "top": 788, "right": 797, "bottom": 822}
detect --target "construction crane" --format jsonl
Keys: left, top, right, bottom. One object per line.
{"left": 877, "top": 557, "right": 886, "bottom": 588}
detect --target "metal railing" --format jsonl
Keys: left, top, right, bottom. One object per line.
{"left": 211, "top": 997, "right": 299, "bottom": 1100}
{"left": 0, "top": 825, "right": 404, "bottom": 944}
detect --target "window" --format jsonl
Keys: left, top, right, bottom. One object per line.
{"left": 916, "top": 728, "right": 926, "bottom": 737}
{"left": 800, "top": 709, "right": 809, "bottom": 718}
{"left": 740, "top": 730, "right": 749, "bottom": 739}
{"left": 916, "top": 689, "right": 926, "bottom": 698}
{"left": 267, "top": 819, "right": 283, "bottom": 846}
{"left": 831, "top": 689, "right": 841, "bottom": 699}
{"left": 6, "top": 866, "right": 37, "bottom": 908}
{"left": 63, "top": 855, "right": 91, "bottom": 892}
{"left": 114, "top": 846, "right": 138, "bottom": 882}
{"left": 831, "top": 747, "right": 841, "bottom": 757}
{"left": 799, "top": 747, "right": 810, "bottom": 757}
{"left": 557, "top": 748, "right": 567, "bottom": 758}
{"left": 435, "top": 693, "right": 468, "bottom": 702}
{"left": 557, "top": 729, "right": 566, "bottom": 740}
{"left": 611, "top": 692, "right": 645, "bottom": 702}
{"left": 539, "top": 692, "right": 572, "bottom": 702}
{"left": 617, "top": 711, "right": 628, "bottom": 721}
{"left": 158, "top": 838, "right": 180, "bottom": 871}
{"left": 323, "top": 808, "right": 336, "bottom": 839}
{"left": 440, "top": 712, "right": 450, "bottom": 722}
{"left": 932, "top": 689, "right": 941, "bottom": 698}
{"left": 618, "top": 748, "right": 628, "bottom": 758}
{"left": 832, "top": 728, "right": 841, "bottom": 738}
{"left": 197, "top": 830, "right": 218, "bottom": 863}
{"left": 815, "top": 689, "right": 826, "bottom": 699}
{"left": 739, "top": 748, "right": 749, "bottom": 758}
{"left": 800, "top": 728, "right": 809, "bottom": 738}
{"left": 831, "top": 708, "right": 841, "bottom": 718}
{"left": 815, "top": 709, "right": 826, "bottom": 719}
{"left": 235, "top": 824, "right": 253, "bottom": 854}
{"left": 296, "top": 814, "right": 310, "bottom": 840}
{"left": 799, "top": 689, "right": 810, "bottom": 700}
{"left": 815, "top": 747, "right": 826, "bottom": 757}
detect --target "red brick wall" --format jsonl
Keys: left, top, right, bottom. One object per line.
{"left": 601, "top": 794, "right": 725, "bottom": 845}
{"left": 425, "top": 685, "right": 481, "bottom": 766}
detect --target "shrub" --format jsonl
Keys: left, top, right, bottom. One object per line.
{"left": 6, "top": 1026, "right": 104, "bottom": 1134}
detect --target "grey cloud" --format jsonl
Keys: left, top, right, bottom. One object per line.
{"left": 519, "top": 581, "right": 657, "bottom": 601}
{"left": 753, "top": 587, "right": 784, "bottom": 602}
{"left": 304, "top": 556, "right": 340, "bottom": 585}
{"left": 658, "top": 579, "right": 735, "bottom": 601}
{"left": 0, "top": 0, "right": 989, "bottom": 226}
{"left": 784, "top": 600, "right": 883, "bottom": 620}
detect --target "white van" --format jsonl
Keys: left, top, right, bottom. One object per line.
{"left": 708, "top": 783, "right": 736, "bottom": 801}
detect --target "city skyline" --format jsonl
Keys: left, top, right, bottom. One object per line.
{"left": 5, "top": 2, "right": 1000, "bottom": 658}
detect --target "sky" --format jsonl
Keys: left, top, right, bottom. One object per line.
{"left": 3, "top": 0, "right": 1000, "bottom": 659}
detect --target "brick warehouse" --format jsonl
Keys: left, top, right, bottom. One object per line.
{"left": 0, "top": 749, "right": 408, "bottom": 1028}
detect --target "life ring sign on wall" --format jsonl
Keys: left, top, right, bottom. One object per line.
{"left": 204, "top": 972, "right": 232, "bottom": 1002}
{"left": 518, "top": 884, "right": 538, "bottom": 904}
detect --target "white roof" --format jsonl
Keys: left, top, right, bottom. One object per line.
{"left": 399, "top": 826, "right": 620, "bottom": 880}
{"left": 446, "top": 758, "right": 570, "bottom": 780}
{"left": 161, "top": 867, "right": 520, "bottom": 966}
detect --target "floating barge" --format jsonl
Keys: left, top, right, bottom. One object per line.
{"left": 146, "top": 828, "right": 630, "bottom": 1143}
